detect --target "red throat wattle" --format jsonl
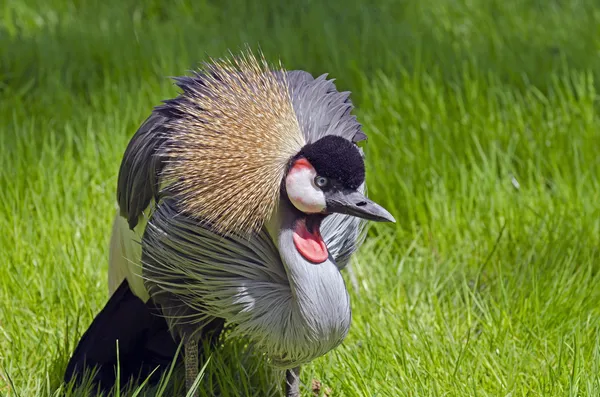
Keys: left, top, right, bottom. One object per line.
{"left": 292, "top": 218, "right": 328, "bottom": 264}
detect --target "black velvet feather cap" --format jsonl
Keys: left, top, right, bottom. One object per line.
{"left": 295, "top": 135, "right": 365, "bottom": 190}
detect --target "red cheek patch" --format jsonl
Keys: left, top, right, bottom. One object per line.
{"left": 292, "top": 218, "right": 328, "bottom": 264}
{"left": 291, "top": 158, "right": 312, "bottom": 172}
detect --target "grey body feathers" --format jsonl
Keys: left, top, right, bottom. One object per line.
{"left": 142, "top": 199, "right": 352, "bottom": 367}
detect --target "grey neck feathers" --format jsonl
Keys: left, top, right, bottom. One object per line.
{"left": 265, "top": 199, "right": 351, "bottom": 365}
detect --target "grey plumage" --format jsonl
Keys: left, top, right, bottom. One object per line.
{"left": 117, "top": 113, "right": 168, "bottom": 230}
{"left": 285, "top": 71, "right": 363, "bottom": 143}
{"left": 142, "top": 198, "right": 352, "bottom": 368}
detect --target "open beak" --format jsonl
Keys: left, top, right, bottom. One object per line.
{"left": 325, "top": 190, "right": 396, "bottom": 223}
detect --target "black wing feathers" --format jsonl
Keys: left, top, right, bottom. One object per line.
{"left": 117, "top": 113, "right": 169, "bottom": 230}
{"left": 64, "top": 280, "right": 179, "bottom": 391}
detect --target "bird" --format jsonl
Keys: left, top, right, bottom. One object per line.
{"left": 64, "top": 50, "right": 395, "bottom": 397}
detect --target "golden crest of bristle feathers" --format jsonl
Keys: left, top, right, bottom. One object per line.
{"left": 162, "top": 51, "right": 305, "bottom": 236}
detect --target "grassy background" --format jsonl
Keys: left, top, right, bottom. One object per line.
{"left": 1, "top": 0, "right": 600, "bottom": 395}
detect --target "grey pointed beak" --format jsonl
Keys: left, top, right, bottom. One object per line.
{"left": 325, "top": 190, "right": 396, "bottom": 223}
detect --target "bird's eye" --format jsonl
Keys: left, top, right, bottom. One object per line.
{"left": 314, "top": 176, "right": 329, "bottom": 188}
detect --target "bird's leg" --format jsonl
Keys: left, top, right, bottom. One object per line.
{"left": 285, "top": 366, "right": 301, "bottom": 397}
{"left": 184, "top": 339, "right": 199, "bottom": 396}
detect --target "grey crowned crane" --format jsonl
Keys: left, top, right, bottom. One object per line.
{"left": 65, "top": 51, "right": 395, "bottom": 396}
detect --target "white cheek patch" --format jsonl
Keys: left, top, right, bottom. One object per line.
{"left": 286, "top": 160, "right": 327, "bottom": 213}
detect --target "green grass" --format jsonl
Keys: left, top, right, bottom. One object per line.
{"left": 1, "top": 0, "right": 600, "bottom": 395}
